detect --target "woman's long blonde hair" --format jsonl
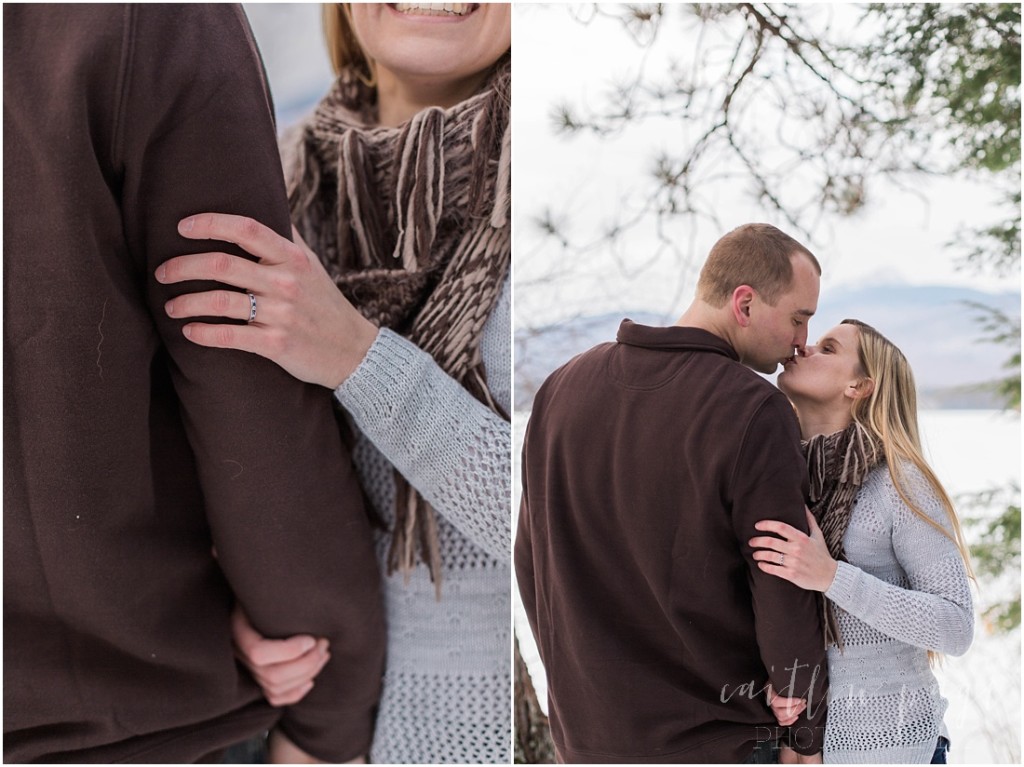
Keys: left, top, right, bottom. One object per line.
{"left": 844, "top": 319, "right": 975, "bottom": 579}
{"left": 845, "top": 319, "right": 975, "bottom": 664}
{"left": 323, "top": 4, "right": 374, "bottom": 81}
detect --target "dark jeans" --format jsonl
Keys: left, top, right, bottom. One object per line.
{"left": 221, "top": 733, "right": 268, "bottom": 764}
{"left": 745, "top": 739, "right": 780, "bottom": 764}
{"left": 931, "top": 736, "right": 950, "bottom": 764}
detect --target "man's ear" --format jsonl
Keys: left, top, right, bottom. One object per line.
{"left": 845, "top": 378, "right": 875, "bottom": 401}
{"left": 731, "top": 286, "right": 755, "bottom": 328}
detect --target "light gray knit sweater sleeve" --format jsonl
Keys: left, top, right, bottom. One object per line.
{"left": 333, "top": 289, "right": 511, "bottom": 561}
{"left": 825, "top": 464, "right": 974, "bottom": 656}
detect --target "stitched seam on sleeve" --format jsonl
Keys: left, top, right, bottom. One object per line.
{"left": 110, "top": 5, "right": 136, "bottom": 166}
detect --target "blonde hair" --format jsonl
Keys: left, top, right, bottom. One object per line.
{"left": 322, "top": 4, "right": 374, "bottom": 82}
{"left": 843, "top": 319, "right": 976, "bottom": 630}
{"left": 697, "top": 223, "right": 821, "bottom": 308}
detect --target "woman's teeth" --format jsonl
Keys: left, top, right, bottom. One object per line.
{"left": 394, "top": 3, "right": 474, "bottom": 16}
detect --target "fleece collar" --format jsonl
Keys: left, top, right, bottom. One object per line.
{"left": 615, "top": 319, "right": 739, "bottom": 360}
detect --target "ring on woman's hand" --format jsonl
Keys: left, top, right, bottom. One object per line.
{"left": 247, "top": 292, "right": 257, "bottom": 323}
{"left": 778, "top": 553, "right": 785, "bottom": 566}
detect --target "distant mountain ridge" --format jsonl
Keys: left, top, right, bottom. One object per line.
{"left": 515, "top": 284, "right": 1020, "bottom": 411}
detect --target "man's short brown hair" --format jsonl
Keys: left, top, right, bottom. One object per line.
{"left": 696, "top": 223, "right": 821, "bottom": 307}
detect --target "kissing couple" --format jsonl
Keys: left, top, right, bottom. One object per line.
{"left": 516, "top": 223, "right": 974, "bottom": 764}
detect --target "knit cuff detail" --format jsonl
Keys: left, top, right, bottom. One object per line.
{"left": 335, "top": 327, "right": 429, "bottom": 425}
{"left": 824, "top": 560, "right": 866, "bottom": 616}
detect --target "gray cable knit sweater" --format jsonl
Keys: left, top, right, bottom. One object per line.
{"left": 334, "top": 278, "right": 511, "bottom": 764}
{"left": 821, "top": 462, "right": 973, "bottom": 763}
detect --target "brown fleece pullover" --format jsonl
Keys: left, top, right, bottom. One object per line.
{"left": 516, "top": 320, "right": 828, "bottom": 763}
{"left": 4, "top": 5, "right": 383, "bottom": 763}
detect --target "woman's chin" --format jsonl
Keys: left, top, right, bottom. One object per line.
{"left": 776, "top": 373, "right": 799, "bottom": 398}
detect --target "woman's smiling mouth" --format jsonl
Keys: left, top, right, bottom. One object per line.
{"left": 390, "top": 3, "right": 479, "bottom": 17}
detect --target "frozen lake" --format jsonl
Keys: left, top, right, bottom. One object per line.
{"left": 514, "top": 409, "right": 1021, "bottom": 763}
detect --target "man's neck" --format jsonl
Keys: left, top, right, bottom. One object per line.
{"left": 674, "top": 302, "right": 739, "bottom": 351}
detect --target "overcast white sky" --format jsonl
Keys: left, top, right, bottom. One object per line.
{"left": 511, "top": 4, "right": 1017, "bottom": 327}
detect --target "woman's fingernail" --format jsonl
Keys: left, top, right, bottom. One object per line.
{"left": 300, "top": 637, "right": 316, "bottom": 654}
{"left": 165, "top": 301, "right": 175, "bottom": 317}
{"left": 179, "top": 216, "right": 195, "bottom": 233}
{"left": 183, "top": 325, "right": 192, "bottom": 339}
{"left": 155, "top": 264, "right": 166, "bottom": 282}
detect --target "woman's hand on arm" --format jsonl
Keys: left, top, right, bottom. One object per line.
{"left": 156, "top": 213, "right": 378, "bottom": 389}
{"left": 234, "top": 609, "right": 369, "bottom": 763}
{"left": 231, "top": 606, "right": 330, "bottom": 707}
{"left": 749, "top": 508, "right": 838, "bottom": 592}
{"left": 766, "top": 683, "right": 806, "bottom": 727}
{"left": 768, "top": 685, "right": 820, "bottom": 764}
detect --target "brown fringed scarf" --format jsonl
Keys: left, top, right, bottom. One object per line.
{"left": 286, "top": 56, "right": 512, "bottom": 598}
{"left": 804, "top": 421, "right": 884, "bottom": 649}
